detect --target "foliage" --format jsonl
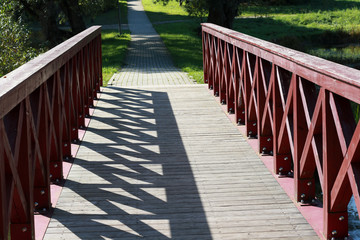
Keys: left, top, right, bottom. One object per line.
{"left": 102, "top": 30, "right": 131, "bottom": 86}
{"left": 142, "top": 0, "right": 204, "bottom": 83}
{"left": 0, "top": 3, "right": 39, "bottom": 76}
{"left": 152, "top": 0, "right": 243, "bottom": 28}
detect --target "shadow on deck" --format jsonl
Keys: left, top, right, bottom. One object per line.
{"left": 45, "top": 87, "right": 212, "bottom": 239}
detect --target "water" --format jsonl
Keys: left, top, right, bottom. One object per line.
{"left": 349, "top": 197, "right": 360, "bottom": 239}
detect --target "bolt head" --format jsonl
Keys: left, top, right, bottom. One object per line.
{"left": 22, "top": 227, "right": 27, "bottom": 232}
{"left": 64, "top": 143, "right": 68, "bottom": 147}
{"left": 40, "top": 190, "right": 45, "bottom": 195}
{"left": 262, "top": 147, "right": 267, "bottom": 151}
{"left": 242, "top": 111, "right": 245, "bottom": 114}
{"left": 253, "top": 122, "right": 256, "bottom": 126}
{"left": 279, "top": 167, "right": 283, "bottom": 171}
{"left": 339, "top": 216, "right": 345, "bottom": 221}
{"left": 54, "top": 164, "right": 58, "bottom": 168}
{"left": 56, "top": 179, "right": 60, "bottom": 183}
{"left": 332, "top": 230, "right": 337, "bottom": 235}
{"left": 284, "top": 157, "right": 288, "bottom": 161}
{"left": 34, "top": 202, "right": 39, "bottom": 207}
{"left": 49, "top": 174, "right": 53, "bottom": 178}
{"left": 267, "top": 138, "right": 271, "bottom": 142}
{"left": 307, "top": 181, "right": 312, "bottom": 186}
{"left": 43, "top": 208, "right": 47, "bottom": 212}
{"left": 72, "top": 128, "right": 76, "bottom": 131}
{"left": 301, "top": 194, "right": 306, "bottom": 198}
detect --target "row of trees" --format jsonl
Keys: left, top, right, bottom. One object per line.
{"left": 157, "top": 0, "right": 309, "bottom": 29}
{"left": 0, "top": 0, "right": 117, "bottom": 76}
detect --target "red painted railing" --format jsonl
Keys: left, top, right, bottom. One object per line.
{"left": 202, "top": 23, "right": 360, "bottom": 239}
{"left": 0, "top": 26, "right": 102, "bottom": 239}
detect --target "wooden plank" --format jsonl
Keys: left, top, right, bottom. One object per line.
{"left": 44, "top": 85, "right": 318, "bottom": 239}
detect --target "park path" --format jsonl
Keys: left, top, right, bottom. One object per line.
{"left": 110, "top": 0, "right": 195, "bottom": 86}
{"left": 43, "top": 0, "right": 319, "bottom": 239}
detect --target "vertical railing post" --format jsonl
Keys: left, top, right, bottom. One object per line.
{"left": 323, "top": 90, "right": 348, "bottom": 239}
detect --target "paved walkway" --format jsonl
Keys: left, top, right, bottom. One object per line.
{"left": 43, "top": 0, "right": 319, "bottom": 239}
{"left": 110, "top": 0, "right": 195, "bottom": 86}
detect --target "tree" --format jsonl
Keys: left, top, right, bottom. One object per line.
{"left": 155, "top": 0, "right": 243, "bottom": 29}
{"left": 17, "top": 0, "right": 85, "bottom": 44}
{"left": 0, "top": 2, "right": 38, "bottom": 76}
{"left": 13, "top": 0, "right": 117, "bottom": 44}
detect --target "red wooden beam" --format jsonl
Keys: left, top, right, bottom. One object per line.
{"left": 0, "top": 26, "right": 102, "bottom": 240}
{"left": 202, "top": 23, "right": 360, "bottom": 239}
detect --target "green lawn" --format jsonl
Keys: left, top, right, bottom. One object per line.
{"left": 142, "top": 0, "right": 204, "bottom": 83}
{"left": 85, "top": 0, "right": 128, "bottom": 25}
{"left": 102, "top": 30, "right": 131, "bottom": 86}
{"left": 142, "top": 0, "right": 360, "bottom": 79}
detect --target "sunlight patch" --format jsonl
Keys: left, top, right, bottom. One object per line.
{"left": 113, "top": 173, "right": 152, "bottom": 185}
{"left": 108, "top": 200, "right": 155, "bottom": 215}
{"left": 94, "top": 220, "right": 141, "bottom": 237}
{"left": 139, "top": 164, "right": 163, "bottom": 175}
{"left": 99, "top": 188, "right": 142, "bottom": 201}
{"left": 103, "top": 164, "right": 139, "bottom": 174}
{"left": 140, "top": 187, "right": 167, "bottom": 202}
{"left": 68, "top": 165, "right": 112, "bottom": 184}
{"left": 56, "top": 188, "right": 107, "bottom": 214}
{"left": 140, "top": 219, "right": 171, "bottom": 238}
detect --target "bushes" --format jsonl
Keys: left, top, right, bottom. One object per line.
{"left": 0, "top": 5, "right": 38, "bottom": 77}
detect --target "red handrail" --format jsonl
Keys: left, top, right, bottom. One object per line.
{"left": 0, "top": 26, "right": 102, "bottom": 239}
{"left": 202, "top": 23, "right": 360, "bottom": 239}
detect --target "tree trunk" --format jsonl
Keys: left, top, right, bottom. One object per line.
{"left": 60, "top": 0, "right": 86, "bottom": 34}
{"left": 207, "top": 0, "right": 240, "bottom": 29}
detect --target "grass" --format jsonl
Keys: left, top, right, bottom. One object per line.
{"left": 143, "top": 0, "right": 360, "bottom": 79}
{"left": 85, "top": 0, "right": 128, "bottom": 25}
{"left": 101, "top": 30, "right": 131, "bottom": 86}
{"left": 142, "top": 0, "right": 204, "bottom": 83}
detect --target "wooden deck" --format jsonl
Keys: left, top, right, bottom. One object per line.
{"left": 44, "top": 85, "right": 318, "bottom": 239}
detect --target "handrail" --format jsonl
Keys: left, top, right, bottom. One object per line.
{"left": 202, "top": 23, "right": 360, "bottom": 239}
{"left": 0, "top": 26, "right": 102, "bottom": 239}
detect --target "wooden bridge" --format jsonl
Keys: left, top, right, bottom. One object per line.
{"left": 1, "top": 2, "right": 360, "bottom": 239}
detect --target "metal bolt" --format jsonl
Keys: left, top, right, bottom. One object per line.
{"left": 253, "top": 122, "right": 256, "bottom": 126}
{"left": 301, "top": 199, "right": 304, "bottom": 203}
{"left": 284, "top": 157, "right": 288, "bottom": 161}
{"left": 238, "top": 119, "right": 242, "bottom": 123}
{"left": 307, "top": 181, "right": 312, "bottom": 186}
{"left": 242, "top": 111, "right": 245, "bottom": 114}
{"left": 49, "top": 174, "right": 52, "bottom": 178}
{"left": 229, "top": 108, "right": 233, "bottom": 113}
{"left": 270, "top": 151, "right": 273, "bottom": 155}
{"left": 332, "top": 230, "right": 337, "bottom": 236}
{"left": 339, "top": 216, "right": 345, "bottom": 221}
{"left": 311, "top": 199, "right": 316, "bottom": 203}
{"left": 64, "top": 143, "right": 68, "bottom": 147}
{"left": 34, "top": 202, "right": 39, "bottom": 207}
{"left": 279, "top": 167, "right": 283, "bottom": 172}
{"left": 267, "top": 138, "right": 271, "bottom": 142}
{"left": 249, "top": 131, "right": 253, "bottom": 135}
{"left": 40, "top": 190, "right": 45, "bottom": 195}
{"left": 43, "top": 208, "right": 47, "bottom": 212}
{"left": 262, "top": 147, "right": 267, "bottom": 152}
{"left": 66, "top": 156, "right": 70, "bottom": 160}
{"left": 301, "top": 194, "right": 306, "bottom": 198}
{"left": 54, "top": 164, "right": 58, "bottom": 168}
{"left": 22, "top": 227, "right": 27, "bottom": 232}
{"left": 72, "top": 128, "right": 76, "bottom": 131}
{"left": 56, "top": 179, "right": 60, "bottom": 183}
{"left": 79, "top": 114, "right": 83, "bottom": 118}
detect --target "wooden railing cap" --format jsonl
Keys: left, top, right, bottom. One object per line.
{"left": 0, "top": 26, "right": 102, "bottom": 119}
{"left": 202, "top": 23, "right": 360, "bottom": 90}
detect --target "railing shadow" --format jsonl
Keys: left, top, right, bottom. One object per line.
{"left": 46, "top": 87, "right": 212, "bottom": 239}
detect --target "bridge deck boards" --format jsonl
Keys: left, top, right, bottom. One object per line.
{"left": 44, "top": 85, "right": 319, "bottom": 239}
